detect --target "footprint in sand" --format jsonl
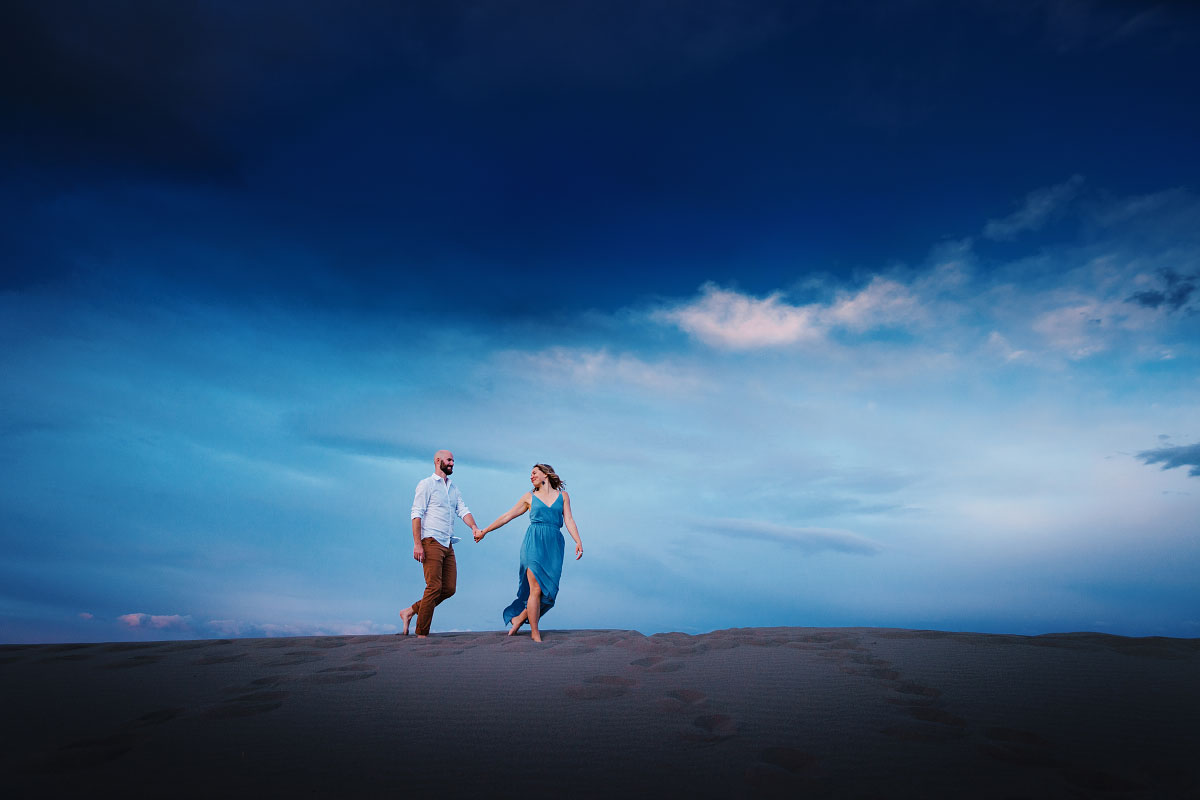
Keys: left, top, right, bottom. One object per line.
{"left": 630, "top": 655, "right": 684, "bottom": 672}
{"left": 304, "top": 664, "right": 378, "bottom": 684}
{"left": 681, "top": 713, "right": 738, "bottom": 742}
{"left": 744, "top": 745, "right": 821, "bottom": 789}
{"left": 630, "top": 656, "right": 664, "bottom": 667}
{"left": 654, "top": 688, "right": 707, "bottom": 713}
{"left": 204, "top": 690, "right": 288, "bottom": 719}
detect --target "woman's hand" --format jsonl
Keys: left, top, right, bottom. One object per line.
{"left": 474, "top": 528, "right": 487, "bottom": 543}
{"left": 575, "top": 542, "right": 583, "bottom": 560}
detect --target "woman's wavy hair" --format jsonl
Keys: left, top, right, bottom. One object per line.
{"left": 533, "top": 463, "right": 565, "bottom": 490}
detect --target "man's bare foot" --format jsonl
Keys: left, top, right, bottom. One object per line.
{"left": 417, "top": 634, "right": 428, "bottom": 639}
{"left": 398, "top": 607, "right": 415, "bottom": 635}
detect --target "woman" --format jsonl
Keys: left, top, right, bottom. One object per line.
{"left": 475, "top": 463, "right": 583, "bottom": 642}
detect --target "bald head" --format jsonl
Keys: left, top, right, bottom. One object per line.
{"left": 434, "top": 450, "right": 454, "bottom": 477}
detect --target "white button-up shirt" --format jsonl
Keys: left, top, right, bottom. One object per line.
{"left": 411, "top": 474, "right": 471, "bottom": 547}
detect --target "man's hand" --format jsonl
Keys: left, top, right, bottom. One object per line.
{"left": 413, "top": 542, "right": 425, "bottom": 563}
{"left": 473, "top": 528, "right": 485, "bottom": 543}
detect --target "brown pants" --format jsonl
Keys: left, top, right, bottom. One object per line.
{"left": 408, "top": 537, "right": 456, "bottom": 636}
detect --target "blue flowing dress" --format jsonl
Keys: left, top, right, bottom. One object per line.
{"left": 503, "top": 492, "right": 566, "bottom": 626}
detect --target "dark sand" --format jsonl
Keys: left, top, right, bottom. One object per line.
{"left": 3, "top": 627, "right": 1198, "bottom": 798}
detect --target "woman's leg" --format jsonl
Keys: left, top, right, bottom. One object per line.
{"left": 526, "top": 568, "right": 543, "bottom": 642}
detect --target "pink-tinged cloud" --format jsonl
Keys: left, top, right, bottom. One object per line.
{"left": 658, "top": 283, "right": 823, "bottom": 349}
{"left": 118, "top": 612, "right": 190, "bottom": 630}
{"left": 78, "top": 612, "right": 94, "bottom": 620}
{"left": 659, "top": 279, "right": 927, "bottom": 350}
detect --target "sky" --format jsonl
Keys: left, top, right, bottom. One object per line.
{"left": 2, "top": 0, "right": 1199, "bottom": 643}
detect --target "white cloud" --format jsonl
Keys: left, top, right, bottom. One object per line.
{"left": 118, "top": 612, "right": 191, "bottom": 630}
{"left": 984, "top": 174, "right": 1084, "bottom": 240}
{"left": 657, "top": 278, "right": 926, "bottom": 350}
{"left": 985, "top": 330, "right": 1028, "bottom": 363}
{"left": 657, "top": 283, "right": 823, "bottom": 349}
{"left": 826, "top": 276, "right": 923, "bottom": 330}
{"left": 1030, "top": 303, "right": 1111, "bottom": 359}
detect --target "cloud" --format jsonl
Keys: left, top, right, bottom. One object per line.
{"left": 826, "top": 277, "right": 924, "bottom": 331}
{"left": 1125, "top": 269, "right": 1196, "bottom": 312}
{"left": 77, "top": 612, "right": 93, "bottom": 620}
{"left": 1029, "top": 302, "right": 1111, "bottom": 359}
{"left": 697, "top": 518, "right": 880, "bottom": 555}
{"left": 1137, "top": 442, "right": 1200, "bottom": 477}
{"left": 985, "top": 330, "right": 1028, "bottom": 363}
{"left": 657, "top": 283, "right": 823, "bottom": 349}
{"left": 657, "top": 278, "right": 923, "bottom": 350}
{"left": 983, "top": 175, "right": 1084, "bottom": 240}
{"left": 117, "top": 613, "right": 190, "bottom": 630}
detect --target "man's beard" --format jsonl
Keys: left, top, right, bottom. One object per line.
{"left": 441, "top": 463, "right": 453, "bottom": 475}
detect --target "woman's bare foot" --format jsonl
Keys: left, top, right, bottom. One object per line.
{"left": 531, "top": 631, "right": 543, "bottom": 643}
{"left": 398, "top": 607, "right": 415, "bottom": 635}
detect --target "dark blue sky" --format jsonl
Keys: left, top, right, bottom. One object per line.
{"left": 4, "top": 1, "right": 1200, "bottom": 643}
{"left": 5, "top": 0, "right": 1199, "bottom": 314}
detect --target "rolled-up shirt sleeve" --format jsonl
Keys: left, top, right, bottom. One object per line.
{"left": 411, "top": 480, "right": 428, "bottom": 520}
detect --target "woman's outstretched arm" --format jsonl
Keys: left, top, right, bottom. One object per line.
{"left": 474, "top": 493, "right": 532, "bottom": 542}
{"left": 562, "top": 491, "right": 583, "bottom": 559}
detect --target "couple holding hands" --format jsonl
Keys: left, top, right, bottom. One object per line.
{"left": 399, "top": 450, "right": 583, "bottom": 642}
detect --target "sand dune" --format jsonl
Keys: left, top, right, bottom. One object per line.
{"left": 3, "top": 627, "right": 1198, "bottom": 798}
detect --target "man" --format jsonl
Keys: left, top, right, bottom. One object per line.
{"left": 399, "top": 450, "right": 482, "bottom": 637}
